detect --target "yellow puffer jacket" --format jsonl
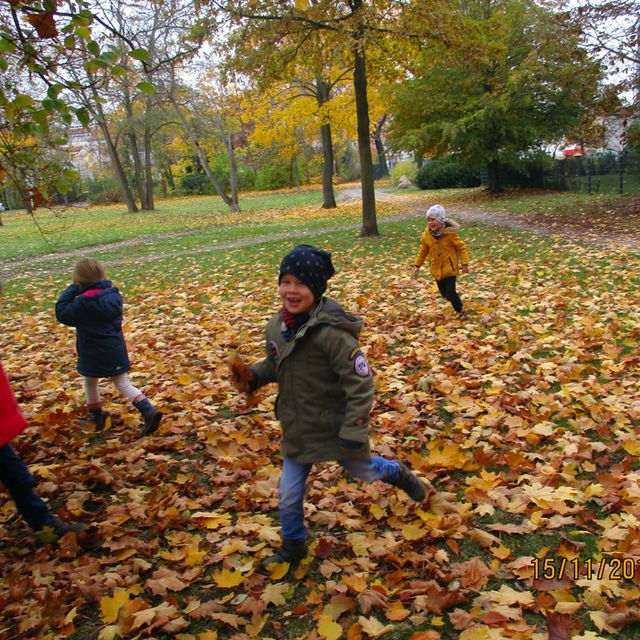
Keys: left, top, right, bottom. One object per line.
{"left": 414, "top": 225, "right": 469, "bottom": 281}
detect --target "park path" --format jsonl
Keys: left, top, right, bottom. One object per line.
{"left": 341, "top": 187, "right": 640, "bottom": 252}
{"left": 2, "top": 187, "right": 637, "bottom": 280}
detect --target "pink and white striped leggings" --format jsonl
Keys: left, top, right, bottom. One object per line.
{"left": 83, "top": 373, "right": 143, "bottom": 407}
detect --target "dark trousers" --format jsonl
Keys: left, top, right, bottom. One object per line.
{"left": 437, "top": 276, "right": 463, "bottom": 313}
{"left": 0, "top": 443, "right": 51, "bottom": 530}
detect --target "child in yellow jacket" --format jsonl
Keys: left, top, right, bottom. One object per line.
{"left": 413, "top": 204, "right": 469, "bottom": 316}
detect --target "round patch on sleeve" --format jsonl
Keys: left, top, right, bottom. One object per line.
{"left": 354, "top": 353, "right": 370, "bottom": 377}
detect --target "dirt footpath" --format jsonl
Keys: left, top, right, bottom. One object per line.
{"left": 340, "top": 187, "right": 640, "bottom": 252}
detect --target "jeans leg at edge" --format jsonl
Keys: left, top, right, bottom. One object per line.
{"left": 0, "top": 444, "right": 52, "bottom": 530}
{"left": 278, "top": 458, "right": 312, "bottom": 541}
{"left": 340, "top": 457, "right": 400, "bottom": 484}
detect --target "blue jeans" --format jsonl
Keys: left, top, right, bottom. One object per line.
{"left": 278, "top": 456, "right": 400, "bottom": 541}
{"left": 0, "top": 443, "right": 52, "bottom": 530}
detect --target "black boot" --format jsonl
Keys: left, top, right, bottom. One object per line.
{"left": 36, "top": 516, "right": 87, "bottom": 544}
{"left": 390, "top": 462, "right": 427, "bottom": 502}
{"left": 133, "top": 397, "right": 163, "bottom": 436}
{"left": 89, "top": 407, "right": 106, "bottom": 430}
{"left": 260, "top": 538, "right": 307, "bottom": 573}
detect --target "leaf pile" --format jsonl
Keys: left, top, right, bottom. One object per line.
{"left": 0, "top": 219, "right": 639, "bottom": 640}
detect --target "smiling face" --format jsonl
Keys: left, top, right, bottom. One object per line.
{"left": 279, "top": 273, "right": 315, "bottom": 315}
{"left": 428, "top": 216, "right": 444, "bottom": 233}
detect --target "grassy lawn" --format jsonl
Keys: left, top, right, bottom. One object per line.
{"left": 0, "top": 187, "right": 639, "bottom": 639}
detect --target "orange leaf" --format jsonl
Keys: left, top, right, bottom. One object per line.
{"left": 384, "top": 601, "right": 411, "bottom": 622}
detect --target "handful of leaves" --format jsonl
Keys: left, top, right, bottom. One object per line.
{"left": 227, "top": 352, "right": 255, "bottom": 395}
{"left": 423, "top": 479, "right": 459, "bottom": 515}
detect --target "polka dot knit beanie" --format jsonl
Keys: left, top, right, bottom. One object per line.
{"left": 279, "top": 244, "right": 335, "bottom": 300}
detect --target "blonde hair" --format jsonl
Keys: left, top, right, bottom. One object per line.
{"left": 73, "top": 258, "right": 106, "bottom": 286}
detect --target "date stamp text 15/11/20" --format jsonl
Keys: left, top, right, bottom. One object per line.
{"left": 533, "top": 557, "right": 638, "bottom": 581}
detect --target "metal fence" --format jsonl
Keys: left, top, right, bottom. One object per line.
{"left": 542, "top": 151, "right": 640, "bottom": 195}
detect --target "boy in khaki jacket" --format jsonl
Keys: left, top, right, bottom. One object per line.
{"left": 231, "top": 244, "right": 454, "bottom": 572}
{"left": 413, "top": 204, "right": 470, "bottom": 316}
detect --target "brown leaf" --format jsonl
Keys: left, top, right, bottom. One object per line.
{"left": 357, "top": 590, "right": 389, "bottom": 615}
{"left": 546, "top": 611, "right": 572, "bottom": 640}
{"left": 26, "top": 12, "right": 58, "bottom": 38}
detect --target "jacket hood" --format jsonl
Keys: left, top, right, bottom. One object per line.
{"left": 301, "top": 297, "right": 363, "bottom": 339}
{"left": 80, "top": 279, "right": 113, "bottom": 293}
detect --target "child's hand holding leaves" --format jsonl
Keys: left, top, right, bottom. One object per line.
{"left": 227, "top": 352, "right": 255, "bottom": 394}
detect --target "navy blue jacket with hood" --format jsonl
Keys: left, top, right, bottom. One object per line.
{"left": 55, "top": 280, "right": 130, "bottom": 378}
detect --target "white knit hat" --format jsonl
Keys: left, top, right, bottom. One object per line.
{"left": 426, "top": 204, "right": 446, "bottom": 223}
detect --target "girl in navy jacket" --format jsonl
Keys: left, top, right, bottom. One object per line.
{"left": 55, "top": 258, "right": 162, "bottom": 436}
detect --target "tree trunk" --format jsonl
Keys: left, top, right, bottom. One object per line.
{"left": 120, "top": 78, "right": 145, "bottom": 207}
{"left": 290, "top": 154, "right": 301, "bottom": 190}
{"left": 169, "top": 93, "right": 237, "bottom": 211}
{"left": 88, "top": 77, "right": 138, "bottom": 212}
{"left": 316, "top": 77, "right": 337, "bottom": 209}
{"left": 352, "top": 13, "right": 378, "bottom": 236}
{"left": 225, "top": 133, "right": 240, "bottom": 211}
{"left": 304, "top": 146, "right": 311, "bottom": 184}
{"left": 98, "top": 120, "right": 139, "bottom": 212}
{"left": 141, "top": 98, "right": 155, "bottom": 211}
{"left": 165, "top": 161, "right": 175, "bottom": 189}
{"left": 487, "top": 159, "right": 503, "bottom": 193}
{"left": 373, "top": 113, "right": 389, "bottom": 176}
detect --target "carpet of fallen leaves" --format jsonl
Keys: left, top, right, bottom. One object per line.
{"left": 1, "top": 218, "right": 639, "bottom": 640}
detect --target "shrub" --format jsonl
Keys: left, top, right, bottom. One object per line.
{"left": 391, "top": 160, "right": 417, "bottom": 183}
{"left": 415, "top": 156, "right": 480, "bottom": 189}
{"left": 176, "top": 172, "right": 214, "bottom": 195}
{"left": 498, "top": 151, "right": 553, "bottom": 188}
{"left": 84, "top": 175, "right": 123, "bottom": 204}
{"left": 255, "top": 161, "right": 290, "bottom": 190}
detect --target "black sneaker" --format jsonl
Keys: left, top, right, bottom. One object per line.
{"left": 391, "top": 462, "right": 427, "bottom": 502}
{"left": 49, "top": 516, "right": 88, "bottom": 536}
{"left": 260, "top": 538, "right": 307, "bottom": 574}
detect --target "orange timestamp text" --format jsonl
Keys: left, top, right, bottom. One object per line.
{"left": 533, "top": 556, "right": 639, "bottom": 581}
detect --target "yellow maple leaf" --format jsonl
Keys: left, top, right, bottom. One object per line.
{"left": 198, "top": 632, "right": 218, "bottom": 640}
{"left": 267, "top": 561, "right": 291, "bottom": 580}
{"left": 401, "top": 521, "right": 427, "bottom": 541}
{"left": 318, "top": 614, "right": 343, "bottom": 640}
{"left": 623, "top": 439, "right": 640, "bottom": 456}
{"left": 185, "top": 544, "right": 207, "bottom": 566}
{"left": 100, "top": 589, "right": 131, "bottom": 624}
{"left": 425, "top": 444, "right": 469, "bottom": 469}
{"left": 191, "top": 511, "right": 231, "bottom": 529}
{"left": 213, "top": 568, "right": 244, "bottom": 588}
{"left": 342, "top": 573, "right": 368, "bottom": 593}
{"left": 369, "top": 504, "right": 386, "bottom": 520}
{"left": 490, "top": 544, "right": 511, "bottom": 560}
